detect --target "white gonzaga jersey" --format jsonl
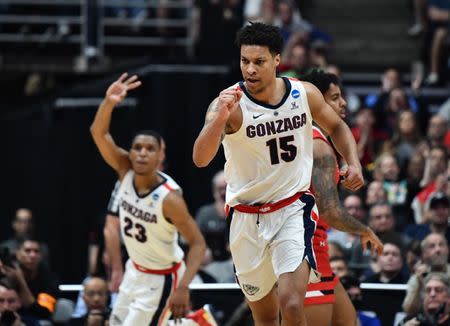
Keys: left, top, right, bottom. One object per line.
{"left": 223, "top": 77, "right": 313, "bottom": 206}
{"left": 118, "top": 170, "right": 184, "bottom": 269}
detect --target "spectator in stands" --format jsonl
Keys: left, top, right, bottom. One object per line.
{"left": 330, "top": 256, "right": 351, "bottom": 279}
{"left": 340, "top": 275, "right": 382, "bottom": 326}
{"left": 406, "top": 192, "right": 450, "bottom": 244}
{"left": 280, "top": 43, "right": 310, "bottom": 78}
{"left": 14, "top": 237, "right": 59, "bottom": 321}
{"left": 0, "top": 208, "right": 49, "bottom": 266}
{"left": 383, "top": 110, "right": 425, "bottom": 171}
{"left": 351, "top": 107, "right": 381, "bottom": 167}
{"left": 412, "top": 145, "right": 448, "bottom": 223}
{"left": 0, "top": 280, "right": 30, "bottom": 326}
{"left": 363, "top": 241, "right": 408, "bottom": 326}
{"left": 405, "top": 240, "right": 422, "bottom": 275}
{"left": 402, "top": 273, "right": 450, "bottom": 326}
{"left": 403, "top": 233, "right": 450, "bottom": 315}
{"left": 351, "top": 202, "right": 410, "bottom": 269}
{"left": 372, "top": 153, "right": 410, "bottom": 229}
{"left": 365, "top": 181, "right": 387, "bottom": 207}
{"left": 70, "top": 277, "right": 110, "bottom": 326}
{"left": 273, "top": 0, "right": 313, "bottom": 44}
{"left": 407, "top": 152, "right": 427, "bottom": 202}
{"left": 364, "top": 241, "right": 409, "bottom": 283}
{"left": 424, "top": 0, "right": 450, "bottom": 85}
{"left": 427, "top": 115, "right": 450, "bottom": 150}
{"left": 195, "top": 170, "right": 229, "bottom": 262}
{"left": 365, "top": 68, "right": 418, "bottom": 113}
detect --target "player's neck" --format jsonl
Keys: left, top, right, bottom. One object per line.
{"left": 133, "top": 172, "right": 161, "bottom": 195}
{"left": 250, "top": 77, "right": 285, "bottom": 105}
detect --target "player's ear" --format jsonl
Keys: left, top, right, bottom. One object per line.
{"left": 274, "top": 53, "right": 281, "bottom": 67}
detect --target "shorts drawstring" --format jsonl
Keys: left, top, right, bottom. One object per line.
{"left": 256, "top": 213, "right": 260, "bottom": 227}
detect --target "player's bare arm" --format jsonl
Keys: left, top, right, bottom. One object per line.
{"left": 312, "top": 140, "right": 383, "bottom": 255}
{"left": 193, "top": 88, "right": 242, "bottom": 167}
{"left": 162, "top": 191, "right": 206, "bottom": 321}
{"left": 103, "top": 214, "right": 123, "bottom": 292}
{"left": 305, "top": 82, "right": 364, "bottom": 191}
{"left": 90, "top": 73, "right": 142, "bottom": 179}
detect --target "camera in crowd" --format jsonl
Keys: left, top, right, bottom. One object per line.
{"left": 0, "top": 310, "right": 18, "bottom": 326}
{"left": 415, "top": 303, "right": 447, "bottom": 326}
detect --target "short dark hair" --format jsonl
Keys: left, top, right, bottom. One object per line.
{"left": 235, "top": 22, "right": 284, "bottom": 56}
{"left": 329, "top": 256, "right": 348, "bottom": 265}
{"left": 301, "top": 69, "right": 341, "bottom": 94}
{"left": 131, "top": 130, "right": 162, "bottom": 148}
{"left": 17, "top": 235, "right": 41, "bottom": 250}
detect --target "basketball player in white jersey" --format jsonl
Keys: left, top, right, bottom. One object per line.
{"left": 193, "top": 22, "right": 364, "bottom": 326}
{"left": 90, "top": 74, "right": 207, "bottom": 325}
{"left": 301, "top": 70, "right": 383, "bottom": 326}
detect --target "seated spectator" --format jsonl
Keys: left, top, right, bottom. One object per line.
{"left": 402, "top": 273, "right": 450, "bottom": 325}
{"left": 340, "top": 275, "right": 382, "bottom": 326}
{"left": 195, "top": 170, "right": 229, "bottom": 262}
{"left": 424, "top": 0, "right": 450, "bottom": 85}
{"left": 0, "top": 209, "right": 50, "bottom": 266}
{"left": 363, "top": 241, "right": 409, "bottom": 283}
{"left": 365, "top": 69, "right": 418, "bottom": 114}
{"left": 351, "top": 202, "right": 410, "bottom": 269}
{"left": 365, "top": 181, "right": 387, "bottom": 207}
{"left": 363, "top": 241, "right": 408, "bottom": 326}
{"left": 0, "top": 280, "right": 26, "bottom": 326}
{"left": 405, "top": 240, "right": 422, "bottom": 276}
{"left": 350, "top": 107, "right": 384, "bottom": 167}
{"left": 70, "top": 277, "right": 110, "bottom": 326}
{"left": 406, "top": 192, "right": 450, "bottom": 245}
{"left": 330, "top": 256, "right": 351, "bottom": 279}
{"left": 383, "top": 110, "right": 425, "bottom": 171}
{"left": 426, "top": 115, "right": 450, "bottom": 150}
{"left": 272, "top": 0, "right": 313, "bottom": 44}
{"left": 412, "top": 146, "right": 448, "bottom": 223}
{"left": 403, "top": 233, "right": 450, "bottom": 315}
{"left": 14, "top": 237, "right": 59, "bottom": 321}
{"left": 280, "top": 43, "right": 310, "bottom": 78}
{"left": 373, "top": 153, "right": 409, "bottom": 229}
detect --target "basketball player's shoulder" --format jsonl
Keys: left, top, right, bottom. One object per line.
{"left": 158, "top": 171, "right": 182, "bottom": 193}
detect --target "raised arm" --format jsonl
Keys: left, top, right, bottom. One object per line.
{"left": 305, "top": 82, "right": 364, "bottom": 191}
{"left": 193, "top": 88, "right": 242, "bottom": 167}
{"left": 162, "top": 191, "right": 206, "bottom": 321}
{"left": 90, "top": 73, "right": 141, "bottom": 179}
{"left": 312, "top": 139, "right": 383, "bottom": 255}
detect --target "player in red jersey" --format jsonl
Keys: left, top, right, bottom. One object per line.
{"left": 302, "top": 70, "right": 383, "bottom": 326}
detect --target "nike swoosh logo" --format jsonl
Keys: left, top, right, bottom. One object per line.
{"left": 253, "top": 113, "right": 264, "bottom": 119}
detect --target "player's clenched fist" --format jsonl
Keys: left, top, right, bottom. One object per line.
{"left": 218, "top": 88, "right": 242, "bottom": 119}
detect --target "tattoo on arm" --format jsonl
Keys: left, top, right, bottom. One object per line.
{"left": 204, "top": 98, "right": 219, "bottom": 125}
{"left": 204, "top": 97, "right": 226, "bottom": 140}
{"left": 312, "top": 152, "right": 367, "bottom": 235}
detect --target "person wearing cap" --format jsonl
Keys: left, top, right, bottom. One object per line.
{"left": 405, "top": 192, "right": 450, "bottom": 245}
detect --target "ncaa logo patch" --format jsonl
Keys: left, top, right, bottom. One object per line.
{"left": 243, "top": 283, "right": 260, "bottom": 296}
{"left": 152, "top": 193, "right": 160, "bottom": 201}
{"left": 291, "top": 89, "right": 300, "bottom": 99}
